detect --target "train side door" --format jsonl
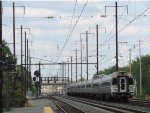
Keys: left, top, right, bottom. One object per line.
{"left": 119, "top": 77, "right": 126, "bottom": 92}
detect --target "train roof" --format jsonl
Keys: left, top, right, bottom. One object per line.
{"left": 68, "top": 71, "right": 133, "bottom": 87}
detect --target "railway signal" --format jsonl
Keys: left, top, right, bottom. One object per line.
{"left": 33, "top": 77, "right": 36, "bottom": 81}
{"left": 0, "top": 55, "right": 17, "bottom": 70}
{"left": 33, "top": 70, "right": 41, "bottom": 98}
{"left": 34, "top": 70, "right": 40, "bottom": 77}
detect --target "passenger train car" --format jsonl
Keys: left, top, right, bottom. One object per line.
{"left": 67, "top": 71, "right": 136, "bottom": 102}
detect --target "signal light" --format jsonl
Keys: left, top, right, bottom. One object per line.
{"left": 33, "top": 77, "right": 36, "bottom": 81}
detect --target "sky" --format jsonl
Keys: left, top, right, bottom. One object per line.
{"left": 2, "top": 0, "right": 150, "bottom": 81}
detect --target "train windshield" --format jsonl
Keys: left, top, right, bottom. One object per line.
{"left": 128, "top": 78, "right": 134, "bottom": 85}
{"left": 112, "top": 78, "right": 117, "bottom": 85}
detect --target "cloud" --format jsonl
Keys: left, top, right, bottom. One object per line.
{"left": 25, "top": 7, "right": 68, "bottom": 17}
{"left": 31, "top": 29, "right": 68, "bottom": 40}
{"left": 3, "top": 6, "right": 70, "bottom": 17}
{"left": 3, "top": 1, "right": 150, "bottom": 78}
{"left": 121, "top": 26, "right": 141, "bottom": 35}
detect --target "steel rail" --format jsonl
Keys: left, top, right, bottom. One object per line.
{"left": 51, "top": 99, "right": 67, "bottom": 113}
{"left": 61, "top": 96, "right": 147, "bottom": 113}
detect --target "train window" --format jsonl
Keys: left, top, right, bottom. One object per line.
{"left": 86, "top": 84, "right": 91, "bottom": 88}
{"left": 112, "top": 78, "right": 117, "bottom": 85}
{"left": 101, "top": 82, "right": 110, "bottom": 87}
{"left": 81, "top": 85, "right": 85, "bottom": 88}
{"left": 93, "top": 84, "right": 99, "bottom": 88}
{"left": 128, "top": 78, "right": 133, "bottom": 85}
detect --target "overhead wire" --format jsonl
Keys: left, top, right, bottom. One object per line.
{"left": 38, "top": 2, "right": 149, "bottom": 78}
{"left": 83, "top": 1, "right": 150, "bottom": 74}
{"left": 91, "top": 4, "right": 150, "bottom": 56}
{"left": 53, "top": 2, "right": 150, "bottom": 78}
{"left": 85, "top": 0, "right": 131, "bottom": 61}
{"left": 67, "top": 0, "right": 77, "bottom": 37}
{"left": 51, "top": 0, "right": 78, "bottom": 76}
{"left": 55, "top": 0, "right": 88, "bottom": 64}
{"left": 102, "top": 0, "right": 130, "bottom": 47}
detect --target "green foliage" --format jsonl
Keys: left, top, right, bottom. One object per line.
{"left": 2, "top": 40, "right": 12, "bottom": 56}
{"left": 98, "top": 65, "right": 129, "bottom": 75}
{"left": 30, "top": 86, "right": 36, "bottom": 94}
{"left": 131, "top": 55, "right": 150, "bottom": 97}
{"left": 2, "top": 40, "right": 33, "bottom": 108}
{"left": 10, "top": 90, "right": 26, "bottom": 107}
{"left": 100, "top": 66, "right": 116, "bottom": 75}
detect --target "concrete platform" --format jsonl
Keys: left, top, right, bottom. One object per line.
{"left": 4, "top": 98, "right": 54, "bottom": 113}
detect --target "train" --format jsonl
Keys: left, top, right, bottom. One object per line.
{"left": 67, "top": 71, "right": 136, "bottom": 102}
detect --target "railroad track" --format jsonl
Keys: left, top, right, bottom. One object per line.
{"left": 50, "top": 96, "right": 86, "bottom": 113}
{"left": 130, "top": 98, "right": 150, "bottom": 107}
{"left": 58, "top": 94, "right": 150, "bottom": 108}
{"left": 58, "top": 95, "right": 149, "bottom": 113}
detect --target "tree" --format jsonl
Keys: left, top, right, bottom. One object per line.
{"left": 96, "top": 65, "right": 129, "bottom": 75}
{"left": 2, "top": 40, "right": 33, "bottom": 108}
{"left": 131, "top": 55, "right": 150, "bottom": 98}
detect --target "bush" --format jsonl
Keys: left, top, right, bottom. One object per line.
{"left": 10, "top": 90, "right": 26, "bottom": 107}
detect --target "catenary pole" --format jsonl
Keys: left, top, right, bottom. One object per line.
{"left": 71, "top": 56, "right": 72, "bottom": 83}
{"left": 0, "top": 1, "right": 3, "bottom": 112}
{"left": 139, "top": 40, "right": 142, "bottom": 97}
{"left": 25, "top": 32, "right": 27, "bottom": 94}
{"left": 13, "top": 2, "right": 16, "bottom": 57}
{"left": 39, "top": 61, "right": 41, "bottom": 95}
{"left": 75, "top": 48, "right": 77, "bottom": 82}
{"left": 86, "top": 31, "right": 89, "bottom": 80}
{"left": 68, "top": 59, "right": 69, "bottom": 84}
{"left": 96, "top": 25, "right": 99, "bottom": 75}
{"left": 27, "top": 39, "right": 29, "bottom": 91}
{"left": 115, "top": 1, "right": 119, "bottom": 71}
{"left": 80, "top": 38, "right": 83, "bottom": 81}
{"left": 21, "top": 25, "right": 23, "bottom": 94}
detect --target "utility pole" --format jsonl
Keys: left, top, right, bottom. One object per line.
{"left": 13, "top": 3, "right": 26, "bottom": 58}
{"left": 27, "top": 39, "right": 29, "bottom": 91}
{"left": 15, "top": 26, "right": 30, "bottom": 94}
{"left": 80, "top": 38, "right": 83, "bottom": 81}
{"left": 115, "top": 1, "right": 118, "bottom": 71}
{"left": 86, "top": 31, "right": 89, "bottom": 80}
{"left": 64, "top": 62, "right": 66, "bottom": 84}
{"left": 13, "top": 2, "right": 16, "bottom": 57}
{"left": 75, "top": 48, "right": 77, "bottom": 83}
{"left": 80, "top": 31, "right": 94, "bottom": 80}
{"left": 129, "top": 48, "right": 132, "bottom": 74}
{"left": 20, "top": 25, "right": 23, "bottom": 94}
{"left": 0, "top": 1, "right": 3, "bottom": 112}
{"left": 96, "top": 25, "right": 99, "bottom": 75}
{"left": 139, "top": 40, "right": 142, "bottom": 97}
{"left": 71, "top": 56, "right": 72, "bottom": 83}
{"left": 62, "top": 61, "right": 64, "bottom": 94}
{"left": 89, "top": 26, "right": 106, "bottom": 75}
{"left": 24, "top": 32, "right": 27, "bottom": 95}
{"left": 67, "top": 59, "right": 69, "bottom": 84}
{"left": 39, "top": 61, "right": 41, "bottom": 95}
{"left": 105, "top": 2, "right": 128, "bottom": 72}
{"left": 12, "top": 3, "right": 26, "bottom": 58}
{"left": 29, "top": 51, "right": 31, "bottom": 89}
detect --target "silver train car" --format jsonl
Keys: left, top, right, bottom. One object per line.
{"left": 67, "top": 71, "right": 136, "bottom": 102}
